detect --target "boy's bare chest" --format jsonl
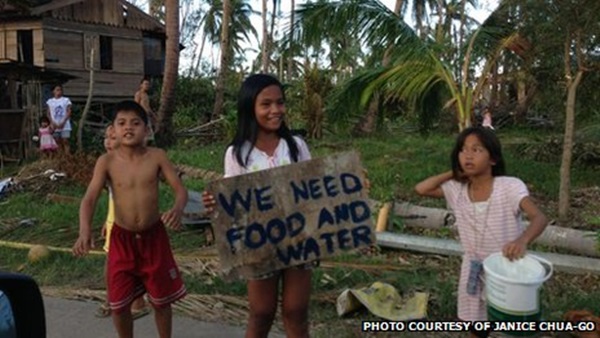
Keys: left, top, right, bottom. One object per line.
{"left": 108, "top": 161, "right": 159, "bottom": 189}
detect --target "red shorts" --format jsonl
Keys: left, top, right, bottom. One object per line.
{"left": 107, "top": 221, "right": 186, "bottom": 312}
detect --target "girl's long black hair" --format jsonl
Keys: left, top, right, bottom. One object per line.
{"left": 450, "top": 127, "right": 506, "bottom": 178}
{"left": 230, "top": 74, "right": 299, "bottom": 167}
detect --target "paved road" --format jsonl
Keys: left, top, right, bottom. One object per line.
{"left": 44, "top": 296, "right": 283, "bottom": 338}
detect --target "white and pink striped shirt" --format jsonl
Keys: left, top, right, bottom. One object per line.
{"left": 223, "top": 136, "right": 311, "bottom": 177}
{"left": 442, "top": 176, "right": 529, "bottom": 321}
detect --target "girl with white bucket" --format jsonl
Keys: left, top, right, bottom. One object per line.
{"left": 483, "top": 253, "right": 553, "bottom": 337}
{"left": 415, "top": 127, "right": 549, "bottom": 338}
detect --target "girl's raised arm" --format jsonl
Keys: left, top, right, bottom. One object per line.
{"left": 414, "top": 171, "right": 454, "bottom": 198}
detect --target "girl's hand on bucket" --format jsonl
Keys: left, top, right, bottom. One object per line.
{"left": 502, "top": 239, "right": 527, "bottom": 261}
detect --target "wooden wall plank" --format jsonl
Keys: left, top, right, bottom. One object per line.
{"left": 6, "top": 30, "right": 17, "bottom": 60}
{"left": 59, "top": 70, "right": 143, "bottom": 102}
{"left": 33, "top": 29, "right": 44, "bottom": 67}
{"left": 112, "top": 37, "right": 144, "bottom": 73}
{"left": 0, "top": 31, "right": 5, "bottom": 59}
{"left": 43, "top": 29, "right": 84, "bottom": 70}
{"left": 0, "top": 21, "right": 43, "bottom": 31}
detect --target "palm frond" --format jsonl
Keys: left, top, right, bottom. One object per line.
{"left": 292, "top": 0, "right": 420, "bottom": 56}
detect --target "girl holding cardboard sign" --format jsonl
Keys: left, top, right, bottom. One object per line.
{"left": 203, "top": 74, "right": 314, "bottom": 338}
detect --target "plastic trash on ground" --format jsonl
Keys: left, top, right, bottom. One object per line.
{"left": 336, "top": 281, "right": 428, "bottom": 321}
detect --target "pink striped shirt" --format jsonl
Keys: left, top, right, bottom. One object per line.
{"left": 442, "top": 176, "right": 529, "bottom": 321}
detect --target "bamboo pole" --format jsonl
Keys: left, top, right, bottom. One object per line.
{"left": 375, "top": 202, "right": 392, "bottom": 232}
{"left": 0, "top": 240, "right": 105, "bottom": 256}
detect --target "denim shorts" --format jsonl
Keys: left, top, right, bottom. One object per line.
{"left": 53, "top": 130, "right": 71, "bottom": 139}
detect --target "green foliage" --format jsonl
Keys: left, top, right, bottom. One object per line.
{"left": 173, "top": 77, "right": 215, "bottom": 129}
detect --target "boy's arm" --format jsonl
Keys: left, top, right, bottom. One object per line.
{"left": 73, "top": 155, "right": 108, "bottom": 256}
{"left": 156, "top": 149, "right": 188, "bottom": 229}
{"left": 414, "top": 171, "right": 453, "bottom": 198}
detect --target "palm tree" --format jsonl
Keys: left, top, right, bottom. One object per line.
{"left": 261, "top": 0, "right": 269, "bottom": 72}
{"left": 293, "top": 0, "right": 419, "bottom": 133}
{"left": 193, "top": 0, "right": 257, "bottom": 75}
{"left": 286, "top": 0, "right": 295, "bottom": 81}
{"left": 212, "top": 0, "right": 231, "bottom": 120}
{"left": 296, "top": 0, "right": 518, "bottom": 132}
{"left": 155, "top": 0, "right": 179, "bottom": 145}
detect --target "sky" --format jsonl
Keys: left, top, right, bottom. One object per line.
{"left": 169, "top": 0, "right": 500, "bottom": 73}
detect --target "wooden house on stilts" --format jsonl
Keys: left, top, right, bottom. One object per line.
{"left": 0, "top": 0, "right": 165, "bottom": 162}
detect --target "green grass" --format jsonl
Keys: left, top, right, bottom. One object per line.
{"left": 1, "top": 127, "right": 599, "bottom": 334}
{"left": 0, "top": 246, "right": 104, "bottom": 289}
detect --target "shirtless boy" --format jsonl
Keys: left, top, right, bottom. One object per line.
{"left": 73, "top": 100, "right": 187, "bottom": 338}
{"left": 134, "top": 78, "right": 156, "bottom": 141}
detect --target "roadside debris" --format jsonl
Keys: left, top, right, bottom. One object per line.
{"left": 336, "top": 281, "right": 428, "bottom": 321}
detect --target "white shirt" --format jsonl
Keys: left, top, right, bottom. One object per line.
{"left": 47, "top": 96, "right": 72, "bottom": 131}
{"left": 223, "top": 136, "right": 311, "bottom": 178}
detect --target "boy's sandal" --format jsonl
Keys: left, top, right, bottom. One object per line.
{"left": 132, "top": 307, "right": 151, "bottom": 320}
{"left": 95, "top": 303, "right": 111, "bottom": 318}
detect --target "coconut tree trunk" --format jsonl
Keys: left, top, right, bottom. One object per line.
{"left": 516, "top": 73, "right": 528, "bottom": 122}
{"left": 212, "top": 0, "right": 231, "bottom": 119}
{"left": 261, "top": 0, "right": 269, "bottom": 73}
{"left": 558, "top": 70, "right": 582, "bottom": 219}
{"left": 490, "top": 63, "right": 498, "bottom": 108}
{"left": 192, "top": 35, "right": 207, "bottom": 76}
{"left": 353, "top": 0, "right": 403, "bottom": 135}
{"left": 78, "top": 47, "right": 94, "bottom": 153}
{"left": 155, "top": 0, "right": 179, "bottom": 146}
{"left": 558, "top": 31, "right": 585, "bottom": 220}
{"left": 286, "top": 0, "right": 295, "bottom": 81}
{"left": 435, "top": 0, "right": 444, "bottom": 43}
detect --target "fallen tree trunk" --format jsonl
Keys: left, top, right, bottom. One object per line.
{"left": 376, "top": 232, "right": 600, "bottom": 275}
{"left": 388, "top": 201, "right": 599, "bottom": 258}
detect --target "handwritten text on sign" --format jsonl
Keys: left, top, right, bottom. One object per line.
{"left": 207, "top": 151, "right": 375, "bottom": 279}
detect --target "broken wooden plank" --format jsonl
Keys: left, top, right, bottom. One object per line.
{"left": 376, "top": 231, "right": 600, "bottom": 275}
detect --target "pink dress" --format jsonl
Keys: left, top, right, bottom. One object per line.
{"left": 482, "top": 112, "right": 494, "bottom": 129}
{"left": 39, "top": 127, "right": 58, "bottom": 151}
{"left": 441, "top": 177, "right": 529, "bottom": 321}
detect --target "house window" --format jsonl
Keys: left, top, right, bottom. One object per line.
{"left": 143, "top": 35, "right": 164, "bottom": 76}
{"left": 99, "top": 35, "right": 113, "bottom": 70}
{"left": 17, "top": 30, "right": 33, "bottom": 65}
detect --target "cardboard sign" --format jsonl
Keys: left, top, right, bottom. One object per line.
{"left": 207, "top": 151, "right": 375, "bottom": 280}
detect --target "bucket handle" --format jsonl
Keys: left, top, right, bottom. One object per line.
{"left": 527, "top": 254, "right": 553, "bottom": 282}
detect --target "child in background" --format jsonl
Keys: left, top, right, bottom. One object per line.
{"left": 481, "top": 107, "right": 494, "bottom": 130}
{"left": 203, "top": 74, "right": 314, "bottom": 338}
{"left": 38, "top": 116, "right": 58, "bottom": 157}
{"left": 134, "top": 78, "right": 156, "bottom": 143}
{"left": 96, "top": 126, "right": 148, "bottom": 319}
{"left": 46, "top": 84, "right": 72, "bottom": 154}
{"left": 73, "top": 100, "right": 187, "bottom": 338}
{"left": 414, "top": 127, "right": 548, "bottom": 338}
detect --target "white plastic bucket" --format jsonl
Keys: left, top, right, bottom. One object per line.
{"left": 483, "top": 252, "right": 553, "bottom": 335}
